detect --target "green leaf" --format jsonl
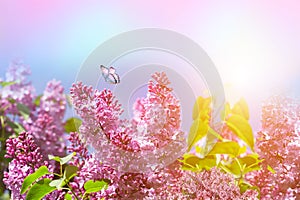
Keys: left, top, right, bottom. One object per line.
{"left": 208, "top": 141, "right": 241, "bottom": 157}
{"left": 34, "top": 95, "right": 42, "bottom": 106}
{"left": 48, "top": 155, "right": 61, "bottom": 163}
{"left": 64, "top": 118, "right": 82, "bottom": 133}
{"left": 7, "top": 98, "right": 16, "bottom": 104}
{"left": 6, "top": 120, "right": 25, "bottom": 134}
{"left": 21, "top": 166, "right": 50, "bottom": 194}
{"left": 232, "top": 98, "right": 249, "bottom": 120}
{"left": 17, "top": 103, "right": 30, "bottom": 120}
{"left": 84, "top": 180, "right": 109, "bottom": 194}
{"left": 187, "top": 118, "right": 209, "bottom": 151}
{"left": 64, "top": 165, "right": 78, "bottom": 182}
{"left": 48, "top": 152, "right": 75, "bottom": 165}
{"left": 49, "top": 178, "right": 64, "bottom": 189}
{"left": 0, "top": 81, "right": 16, "bottom": 88}
{"left": 60, "top": 152, "right": 76, "bottom": 165}
{"left": 25, "top": 178, "right": 56, "bottom": 200}
{"left": 226, "top": 114, "right": 254, "bottom": 151}
{"left": 64, "top": 193, "right": 72, "bottom": 200}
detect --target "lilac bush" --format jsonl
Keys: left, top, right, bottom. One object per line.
{"left": 1, "top": 61, "right": 298, "bottom": 199}
{"left": 0, "top": 61, "right": 66, "bottom": 197}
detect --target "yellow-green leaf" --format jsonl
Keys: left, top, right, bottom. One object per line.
{"left": 64, "top": 193, "right": 72, "bottom": 200}
{"left": 34, "top": 95, "right": 42, "bottom": 106}
{"left": 181, "top": 154, "right": 216, "bottom": 170}
{"left": 25, "top": 178, "right": 56, "bottom": 200}
{"left": 226, "top": 114, "right": 254, "bottom": 151}
{"left": 220, "top": 159, "right": 242, "bottom": 177}
{"left": 0, "top": 81, "right": 16, "bottom": 88}
{"left": 238, "top": 154, "right": 263, "bottom": 173}
{"left": 21, "top": 166, "right": 50, "bottom": 194}
{"left": 238, "top": 154, "right": 260, "bottom": 167}
{"left": 232, "top": 98, "right": 249, "bottom": 120}
{"left": 192, "top": 96, "right": 211, "bottom": 120}
{"left": 196, "top": 155, "right": 216, "bottom": 170}
{"left": 208, "top": 141, "right": 241, "bottom": 157}
{"left": 84, "top": 180, "right": 109, "bottom": 194}
{"left": 187, "top": 118, "right": 209, "bottom": 151}
{"left": 181, "top": 154, "right": 201, "bottom": 169}
{"left": 64, "top": 118, "right": 82, "bottom": 133}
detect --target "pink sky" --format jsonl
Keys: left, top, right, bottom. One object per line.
{"left": 1, "top": 1, "right": 299, "bottom": 130}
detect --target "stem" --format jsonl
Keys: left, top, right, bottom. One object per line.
{"left": 60, "top": 164, "right": 62, "bottom": 176}
{"left": 208, "top": 127, "right": 223, "bottom": 141}
{"left": 66, "top": 182, "right": 80, "bottom": 200}
{"left": 234, "top": 157, "right": 244, "bottom": 184}
{"left": 0, "top": 116, "right": 5, "bottom": 140}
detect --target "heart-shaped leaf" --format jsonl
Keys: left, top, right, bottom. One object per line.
{"left": 84, "top": 180, "right": 109, "bottom": 194}
{"left": 226, "top": 114, "right": 254, "bottom": 150}
{"left": 25, "top": 178, "right": 56, "bottom": 200}
{"left": 21, "top": 166, "right": 50, "bottom": 194}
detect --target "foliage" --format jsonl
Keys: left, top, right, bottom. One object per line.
{"left": 181, "top": 96, "right": 261, "bottom": 196}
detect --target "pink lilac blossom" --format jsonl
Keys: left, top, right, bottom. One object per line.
{"left": 39, "top": 80, "right": 66, "bottom": 126}
{"left": 0, "top": 60, "right": 35, "bottom": 115}
{"left": 146, "top": 163, "right": 258, "bottom": 200}
{"left": 70, "top": 72, "right": 186, "bottom": 173}
{"left": 3, "top": 132, "right": 52, "bottom": 200}
{"left": 24, "top": 80, "right": 66, "bottom": 158}
{"left": 67, "top": 131, "right": 118, "bottom": 199}
{"left": 246, "top": 96, "right": 300, "bottom": 199}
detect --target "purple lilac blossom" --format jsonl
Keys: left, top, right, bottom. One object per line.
{"left": 3, "top": 132, "right": 52, "bottom": 200}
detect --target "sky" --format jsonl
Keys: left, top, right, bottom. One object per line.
{"left": 0, "top": 0, "right": 299, "bottom": 131}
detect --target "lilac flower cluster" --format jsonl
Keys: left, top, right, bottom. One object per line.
{"left": 24, "top": 80, "right": 66, "bottom": 158}
{"left": 0, "top": 60, "right": 35, "bottom": 115}
{"left": 3, "top": 132, "right": 50, "bottom": 200}
{"left": 67, "top": 132, "right": 118, "bottom": 199}
{"left": 247, "top": 96, "right": 300, "bottom": 199}
{"left": 70, "top": 72, "right": 186, "bottom": 173}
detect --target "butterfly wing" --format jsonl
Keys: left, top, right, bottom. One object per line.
{"left": 100, "top": 65, "right": 120, "bottom": 84}
{"left": 100, "top": 65, "right": 109, "bottom": 77}
{"left": 109, "top": 66, "right": 116, "bottom": 74}
{"left": 106, "top": 73, "right": 120, "bottom": 84}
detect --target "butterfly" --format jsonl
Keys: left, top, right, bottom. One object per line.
{"left": 100, "top": 65, "right": 120, "bottom": 84}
